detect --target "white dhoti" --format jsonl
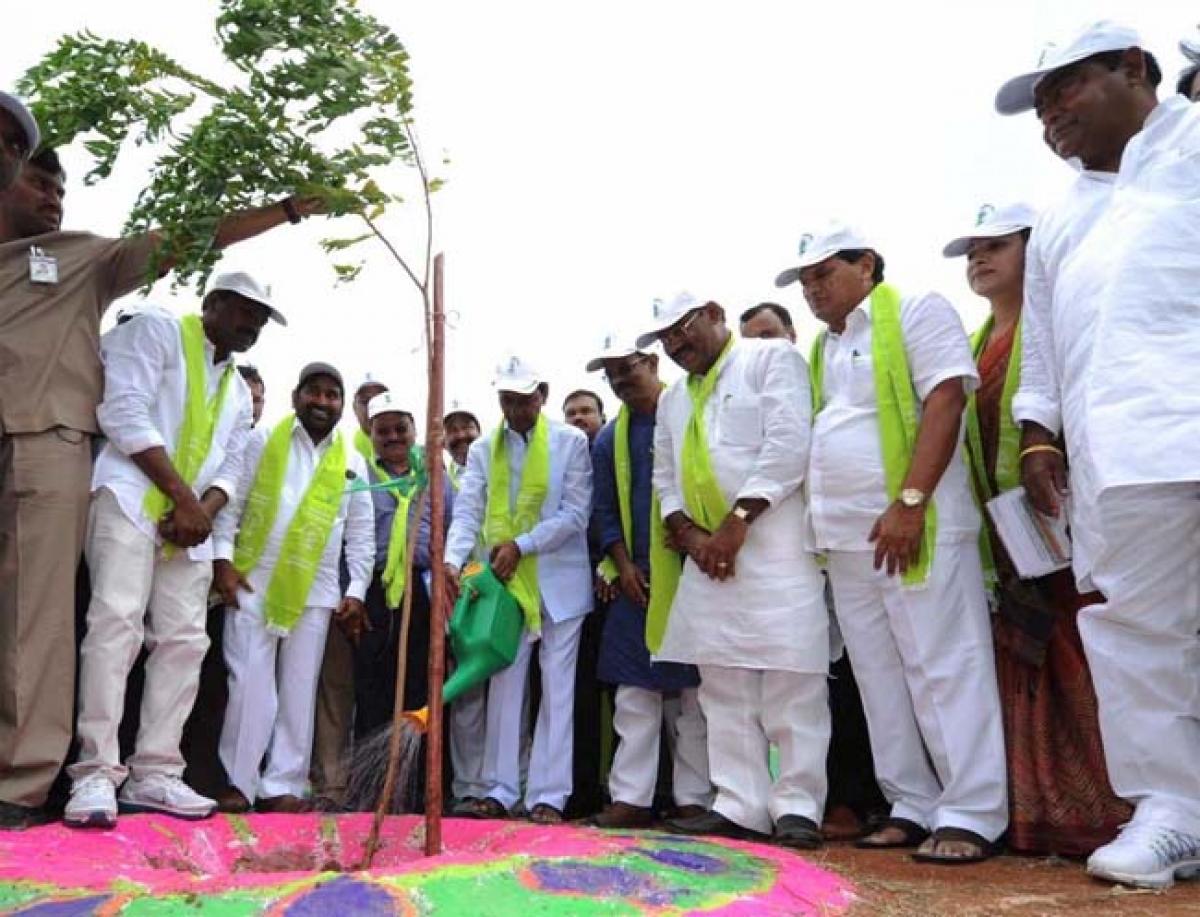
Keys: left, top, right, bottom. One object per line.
{"left": 482, "top": 614, "right": 584, "bottom": 811}
{"left": 71, "top": 489, "right": 212, "bottom": 785}
{"left": 826, "top": 542, "right": 1008, "bottom": 841}
{"left": 1080, "top": 482, "right": 1200, "bottom": 835}
{"left": 608, "top": 685, "right": 711, "bottom": 809}
{"left": 220, "top": 591, "right": 331, "bottom": 802}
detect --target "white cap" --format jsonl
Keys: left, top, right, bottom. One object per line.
{"left": 356, "top": 371, "right": 389, "bottom": 393}
{"left": 1182, "top": 32, "right": 1200, "bottom": 64}
{"left": 634, "top": 291, "right": 703, "bottom": 349}
{"left": 942, "top": 202, "right": 1039, "bottom": 258}
{"left": 0, "top": 92, "right": 39, "bottom": 156}
{"left": 774, "top": 221, "right": 875, "bottom": 287}
{"left": 585, "top": 331, "right": 643, "bottom": 372}
{"left": 995, "top": 20, "right": 1142, "bottom": 116}
{"left": 492, "top": 354, "right": 544, "bottom": 395}
{"left": 209, "top": 270, "right": 286, "bottom": 326}
{"left": 366, "top": 390, "right": 407, "bottom": 422}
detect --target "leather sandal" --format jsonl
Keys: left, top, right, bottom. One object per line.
{"left": 855, "top": 817, "right": 930, "bottom": 849}
{"left": 529, "top": 803, "right": 564, "bottom": 825}
{"left": 911, "top": 826, "right": 996, "bottom": 864}
{"left": 467, "top": 796, "right": 509, "bottom": 820}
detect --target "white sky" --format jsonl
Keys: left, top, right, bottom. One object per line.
{"left": 4, "top": 1, "right": 1197, "bottom": 432}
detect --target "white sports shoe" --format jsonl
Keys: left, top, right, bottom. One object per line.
{"left": 118, "top": 774, "right": 216, "bottom": 820}
{"left": 64, "top": 774, "right": 118, "bottom": 829}
{"left": 1087, "top": 822, "right": 1200, "bottom": 889}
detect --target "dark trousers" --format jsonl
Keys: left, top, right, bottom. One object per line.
{"left": 826, "top": 653, "right": 887, "bottom": 819}
{"left": 567, "top": 601, "right": 609, "bottom": 817}
{"left": 181, "top": 603, "right": 231, "bottom": 797}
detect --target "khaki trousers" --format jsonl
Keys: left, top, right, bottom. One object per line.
{"left": 69, "top": 489, "right": 213, "bottom": 785}
{"left": 310, "top": 623, "right": 354, "bottom": 801}
{"left": 0, "top": 428, "right": 92, "bottom": 807}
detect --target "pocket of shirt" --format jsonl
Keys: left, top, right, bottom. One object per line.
{"left": 717, "top": 396, "right": 762, "bottom": 446}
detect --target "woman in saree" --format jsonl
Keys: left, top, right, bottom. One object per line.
{"left": 942, "top": 202, "right": 1130, "bottom": 856}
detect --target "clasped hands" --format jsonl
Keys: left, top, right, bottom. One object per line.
{"left": 668, "top": 512, "right": 748, "bottom": 582}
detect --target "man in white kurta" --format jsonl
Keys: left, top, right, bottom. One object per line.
{"left": 776, "top": 223, "right": 1008, "bottom": 861}
{"left": 997, "top": 20, "right": 1200, "bottom": 887}
{"left": 640, "top": 292, "right": 830, "bottom": 845}
{"left": 444, "top": 356, "right": 593, "bottom": 822}
{"left": 212, "top": 362, "right": 373, "bottom": 812}
{"left": 65, "top": 272, "right": 279, "bottom": 827}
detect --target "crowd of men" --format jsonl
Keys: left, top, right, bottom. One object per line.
{"left": 2, "top": 18, "right": 1200, "bottom": 894}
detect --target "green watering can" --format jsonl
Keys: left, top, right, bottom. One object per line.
{"left": 404, "top": 562, "right": 523, "bottom": 731}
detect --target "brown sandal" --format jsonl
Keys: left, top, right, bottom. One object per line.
{"left": 468, "top": 796, "right": 509, "bottom": 820}
{"left": 529, "top": 803, "right": 564, "bottom": 825}
{"left": 855, "top": 817, "right": 930, "bottom": 849}
{"left": 911, "top": 826, "right": 996, "bottom": 864}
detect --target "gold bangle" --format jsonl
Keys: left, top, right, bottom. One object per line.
{"left": 1018, "top": 444, "right": 1063, "bottom": 462}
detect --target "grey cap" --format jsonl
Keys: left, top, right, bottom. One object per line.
{"left": 297, "top": 361, "right": 344, "bottom": 394}
{"left": 0, "top": 92, "right": 40, "bottom": 156}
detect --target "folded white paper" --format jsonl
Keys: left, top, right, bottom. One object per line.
{"left": 985, "top": 486, "right": 1072, "bottom": 579}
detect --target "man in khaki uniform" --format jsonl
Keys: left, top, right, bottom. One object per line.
{"left": 0, "top": 146, "right": 320, "bottom": 829}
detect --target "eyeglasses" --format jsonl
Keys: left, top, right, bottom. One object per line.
{"left": 658, "top": 309, "right": 703, "bottom": 345}
{"left": 603, "top": 355, "right": 649, "bottom": 383}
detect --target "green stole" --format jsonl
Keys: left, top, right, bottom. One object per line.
{"left": 484, "top": 414, "right": 550, "bottom": 634}
{"left": 143, "top": 314, "right": 235, "bottom": 526}
{"left": 596, "top": 402, "right": 683, "bottom": 654}
{"left": 680, "top": 335, "right": 735, "bottom": 531}
{"left": 233, "top": 416, "right": 348, "bottom": 635}
{"left": 809, "top": 283, "right": 938, "bottom": 586}
{"left": 380, "top": 463, "right": 422, "bottom": 610}
{"left": 354, "top": 428, "right": 376, "bottom": 468}
{"left": 964, "top": 315, "right": 1023, "bottom": 588}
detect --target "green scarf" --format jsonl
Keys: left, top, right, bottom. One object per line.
{"left": 964, "top": 316, "right": 1023, "bottom": 589}
{"left": 381, "top": 465, "right": 422, "bottom": 610}
{"left": 354, "top": 428, "right": 376, "bottom": 468}
{"left": 233, "top": 416, "right": 347, "bottom": 635}
{"left": 143, "top": 314, "right": 235, "bottom": 526}
{"left": 596, "top": 403, "right": 682, "bottom": 653}
{"left": 680, "top": 334, "right": 735, "bottom": 532}
{"left": 484, "top": 414, "right": 550, "bottom": 633}
{"left": 810, "top": 283, "right": 938, "bottom": 586}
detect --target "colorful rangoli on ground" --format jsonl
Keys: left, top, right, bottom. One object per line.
{"left": 0, "top": 814, "right": 855, "bottom": 915}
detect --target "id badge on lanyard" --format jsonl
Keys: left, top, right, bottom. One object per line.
{"left": 28, "top": 245, "right": 59, "bottom": 284}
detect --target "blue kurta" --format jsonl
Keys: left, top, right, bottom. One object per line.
{"left": 592, "top": 410, "right": 698, "bottom": 691}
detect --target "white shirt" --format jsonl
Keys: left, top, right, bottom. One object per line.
{"left": 445, "top": 417, "right": 593, "bottom": 623}
{"left": 807, "top": 290, "right": 980, "bottom": 552}
{"left": 1013, "top": 96, "right": 1200, "bottom": 582}
{"left": 652, "top": 338, "right": 829, "bottom": 674}
{"left": 93, "top": 311, "right": 252, "bottom": 562}
{"left": 212, "top": 418, "right": 375, "bottom": 607}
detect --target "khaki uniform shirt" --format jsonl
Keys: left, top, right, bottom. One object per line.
{"left": 0, "top": 231, "right": 157, "bottom": 435}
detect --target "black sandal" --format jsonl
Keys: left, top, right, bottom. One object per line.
{"left": 467, "top": 796, "right": 509, "bottom": 820}
{"left": 855, "top": 817, "right": 930, "bottom": 849}
{"left": 911, "top": 826, "right": 996, "bottom": 864}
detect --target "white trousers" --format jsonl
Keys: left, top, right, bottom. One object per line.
{"left": 482, "top": 614, "right": 583, "bottom": 811}
{"left": 826, "top": 543, "right": 1008, "bottom": 841}
{"left": 697, "top": 664, "right": 829, "bottom": 835}
{"left": 220, "top": 591, "right": 331, "bottom": 802}
{"left": 71, "top": 489, "right": 212, "bottom": 784}
{"left": 450, "top": 682, "right": 488, "bottom": 800}
{"left": 608, "top": 685, "right": 712, "bottom": 809}
{"left": 1082, "top": 483, "right": 1200, "bottom": 835}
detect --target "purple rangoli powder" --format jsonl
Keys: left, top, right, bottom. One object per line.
{"left": 283, "top": 876, "right": 396, "bottom": 916}
{"left": 530, "top": 862, "right": 676, "bottom": 907}
{"left": 639, "top": 847, "right": 727, "bottom": 874}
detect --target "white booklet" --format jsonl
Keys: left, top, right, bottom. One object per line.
{"left": 985, "top": 486, "right": 1072, "bottom": 579}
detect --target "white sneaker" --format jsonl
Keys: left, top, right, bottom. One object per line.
{"left": 118, "top": 774, "right": 216, "bottom": 820}
{"left": 64, "top": 774, "right": 118, "bottom": 829}
{"left": 1087, "top": 822, "right": 1200, "bottom": 889}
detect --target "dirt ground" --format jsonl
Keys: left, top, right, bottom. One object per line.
{"left": 811, "top": 844, "right": 1200, "bottom": 915}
